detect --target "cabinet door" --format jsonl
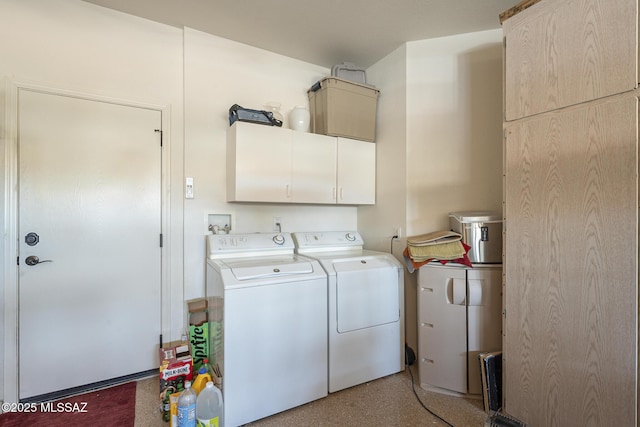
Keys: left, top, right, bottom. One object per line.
{"left": 336, "top": 138, "right": 375, "bottom": 205}
{"left": 503, "top": 0, "right": 637, "bottom": 120}
{"left": 417, "top": 265, "right": 467, "bottom": 394}
{"left": 504, "top": 97, "right": 637, "bottom": 425}
{"left": 227, "top": 122, "right": 291, "bottom": 202}
{"left": 291, "top": 132, "right": 337, "bottom": 204}
{"left": 466, "top": 267, "right": 502, "bottom": 395}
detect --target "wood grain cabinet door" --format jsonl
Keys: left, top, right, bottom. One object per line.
{"left": 503, "top": 96, "right": 638, "bottom": 426}
{"left": 503, "top": 0, "right": 638, "bottom": 120}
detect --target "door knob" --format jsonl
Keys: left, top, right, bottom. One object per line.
{"left": 25, "top": 255, "right": 52, "bottom": 266}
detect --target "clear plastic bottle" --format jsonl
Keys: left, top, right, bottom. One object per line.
{"left": 177, "top": 380, "right": 197, "bottom": 427}
{"left": 196, "top": 381, "right": 224, "bottom": 427}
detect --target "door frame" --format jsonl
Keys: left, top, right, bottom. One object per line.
{"left": 3, "top": 79, "right": 173, "bottom": 403}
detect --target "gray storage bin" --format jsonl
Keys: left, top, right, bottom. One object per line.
{"left": 308, "top": 76, "right": 379, "bottom": 142}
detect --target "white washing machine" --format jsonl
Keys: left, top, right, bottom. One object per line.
{"left": 293, "top": 231, "right": 405, "bottom": 392}
{"left": 205, "top": 233, "right": 328, "bottom": 427}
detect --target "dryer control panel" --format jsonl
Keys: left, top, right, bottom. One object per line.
{"left": 293, "top": 231, "right": 364, "bottom": 253}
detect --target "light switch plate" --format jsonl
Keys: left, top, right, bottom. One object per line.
{"left": 185, "top": 177, "right": 194, "bottom": 199}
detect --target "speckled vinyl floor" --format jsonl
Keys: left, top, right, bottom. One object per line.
{"left": 134, "top": 366, "right": 488, "bottom": 427}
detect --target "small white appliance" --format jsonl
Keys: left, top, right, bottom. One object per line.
{"left": 293, "top": 231, "right": 404, "bottom": 392}
{"left": 205, "top": 233, "right": 328, "bottom": 427}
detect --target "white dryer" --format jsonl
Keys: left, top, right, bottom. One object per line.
{"left": 293, "top": 231, "right": 405, "bottom": 392}
{"left": 205, "top": 233, "right": 328, "bottom": 427}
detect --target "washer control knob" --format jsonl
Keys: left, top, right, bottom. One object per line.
{"left": 345, "top": 232, "right": 356, "bottom": 241}
{"left": 273, "top": 234, "right": 285, "bottom": 245}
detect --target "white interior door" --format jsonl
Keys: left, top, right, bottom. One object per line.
{"left": 17, "top": 89, "right": 162, "bottom": 399}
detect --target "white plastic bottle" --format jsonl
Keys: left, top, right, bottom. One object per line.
{"left": 177, "top": 380, "right": 197, "bottom": 427}
{"left": 196, "top": 381, "right": 224, "bottom": 427}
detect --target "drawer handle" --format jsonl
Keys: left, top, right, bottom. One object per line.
{"left": 421, "top": 287, "right": 434, "bottom": 292}
{"left": 421, "top": 358, "right": 434, "bottom": 364}
{"left": 421, "top": 322, "right": 434, "bottom": 328}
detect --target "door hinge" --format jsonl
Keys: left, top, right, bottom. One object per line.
{"left": 160, "top": 233, "right": 163, "bottom": 248}
{"left": 17, "top": 256, "right": 19, "bottom": 266}
{"left": 155, "top": 129, "right": 163, "bottom": 147}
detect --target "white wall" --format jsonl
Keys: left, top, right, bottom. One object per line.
{"left": 363, "top": 30, "right": 504, "bottom": 353}
{"left": 361, "top": 45, "right": 408, "bottom": 253}
{"left": 406, "top": 31, "right": 503, "bottom": 234}
{"left": 182, "top": 28, "right": 358, "bottom": 301}
{"left": 406, "top": 30, "right": 503, "bottom": 351}
{"left": 361, "top": 44, "right": 411, "bottom": 347}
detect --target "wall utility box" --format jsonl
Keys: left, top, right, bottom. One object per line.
{"left": 308, "top": 76, "right": 380, "bottom": 142}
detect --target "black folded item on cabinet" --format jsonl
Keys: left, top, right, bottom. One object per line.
{"left": 229, "top": 104, "right": 283, "bottom": 127}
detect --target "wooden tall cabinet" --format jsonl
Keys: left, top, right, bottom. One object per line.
{"left": 501, "top": 0, "right": 639, "bottom": 425}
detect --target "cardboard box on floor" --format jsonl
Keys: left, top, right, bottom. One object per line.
{"left": 187, "top": 298, "right": 209, "bottom": 372}
{"left": 159, "top": 340, "right": 193, "bottom": 394}
{"left": 207, "top": 296, "right": 224, "bottom": 388}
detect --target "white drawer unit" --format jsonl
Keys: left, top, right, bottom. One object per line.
{"left": 418, "top": 264, "right": 501, "bottom": 395}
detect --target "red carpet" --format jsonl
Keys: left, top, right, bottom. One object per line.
{"left": 0, "top": 381, "right": 137, "bottom": 427}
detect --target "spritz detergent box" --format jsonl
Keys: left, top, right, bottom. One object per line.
{"left": 159, "top": 341, "right": 193, "bottom": 394}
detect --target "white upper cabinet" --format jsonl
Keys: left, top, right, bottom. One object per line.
{"left": 226, "top": 122, "right": 292, "bottom": 203}
{"left": 503, "top": 0, "right": 638, "bottom": 120}
{"left": 227, "top": 122, "right": 375, "bottom": 205}
{"left": 291, "top": 131, "right": 337, "bottom": 204}
{"left": 336, "top": 137, "right": 375, "bottom": 205}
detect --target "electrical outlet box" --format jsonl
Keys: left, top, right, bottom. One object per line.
{"left": 273, "top": 217, "right": 281, "bottom": 232}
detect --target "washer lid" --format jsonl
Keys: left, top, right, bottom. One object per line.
{"left": 222, "top": 255, "right": 315, "bottom": 281}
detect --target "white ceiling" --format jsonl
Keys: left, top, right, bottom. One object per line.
{"left": 81, "top": 0, "right": 518, "bottom": 69}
